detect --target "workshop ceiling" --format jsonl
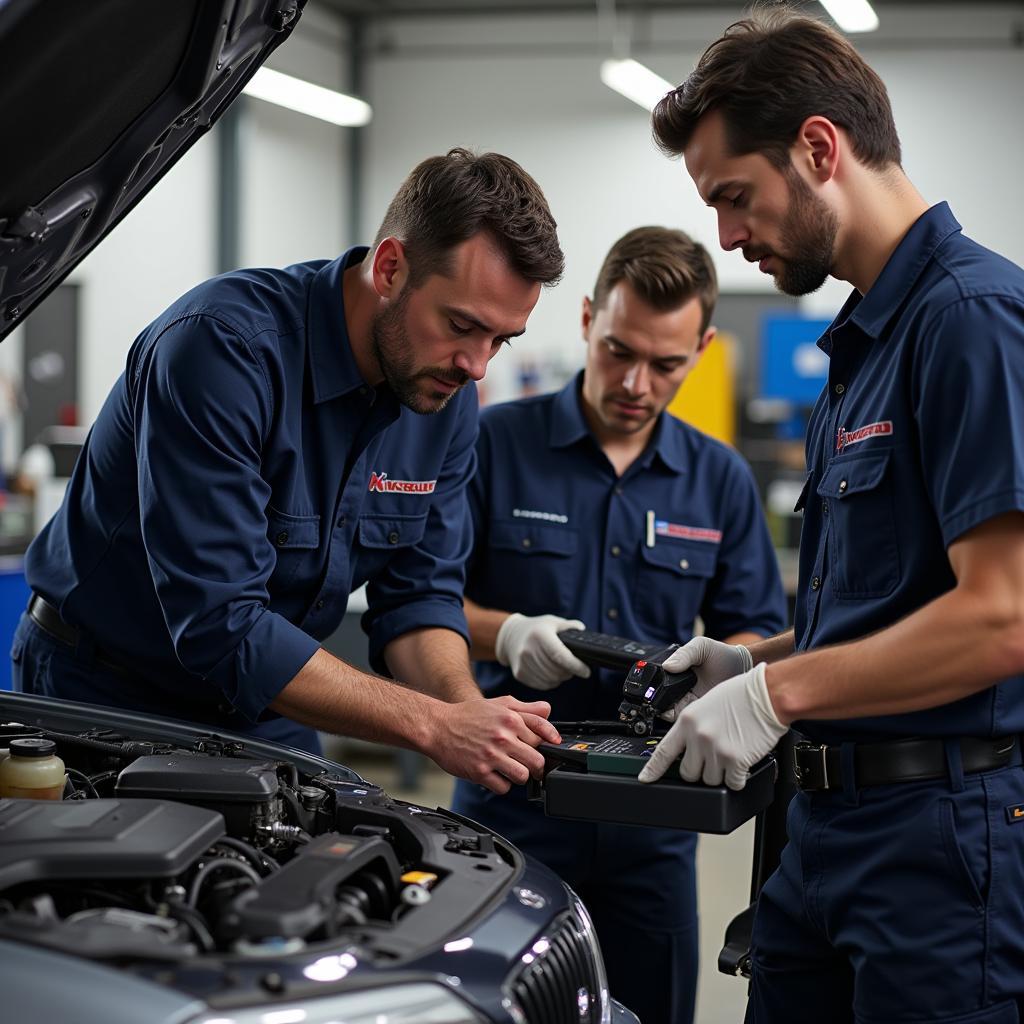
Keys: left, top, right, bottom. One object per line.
{"left": 318, "top": 0, "right": 1023, "bottom": 18}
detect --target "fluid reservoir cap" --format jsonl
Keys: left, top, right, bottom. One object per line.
{"left": 9, "top": 738, "right": 57, "bottom": 758}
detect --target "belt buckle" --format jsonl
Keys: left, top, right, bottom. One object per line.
{"left": 794, "top": 742, "right": 829, "bottom": 791}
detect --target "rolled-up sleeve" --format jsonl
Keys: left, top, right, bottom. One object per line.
{"left": 362, "top": 387, "right": 479, "bottom": 672}
{"left": 133, "top": 314, "right": 319, "bottom": 721}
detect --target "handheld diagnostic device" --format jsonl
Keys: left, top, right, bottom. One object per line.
{"left": 557, "top": 627, "right": 696, "bottom": 735}
{"left": 530, "top": 629, "right": 778, "bottom": 835}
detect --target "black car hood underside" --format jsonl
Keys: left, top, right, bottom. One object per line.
{"left": 0, "top": 0, "right": 306, "bottom": 341}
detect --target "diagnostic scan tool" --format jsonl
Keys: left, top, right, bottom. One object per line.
{"left": 618, "top": 658, "right": 696, "bottom": 735}
{"left": 557, "top": 628, "right": 696, "bottom": 735}
{"left": 534, "top": 721, "right": 777, "bottom": 834}
{"left": 538, "top": 629, "right": 795, "bottom": 980}
{"left": 529, "top": 628, "right": 777, "bottom": 834}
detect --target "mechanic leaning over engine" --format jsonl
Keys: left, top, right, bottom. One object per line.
{"left": 13, "top": 148, "right": 564, "bottom": 793}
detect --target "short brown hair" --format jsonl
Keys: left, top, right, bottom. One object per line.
{"left": 652, "top": 7, "right": 901, "bottom": 170}
{"left": 373, "top": 147, "right": 564, "bottom": 286}
{"left": 592, "top": 226, "right": 718, "bottom": 332}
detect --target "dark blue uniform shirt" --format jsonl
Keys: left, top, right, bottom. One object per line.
{"left": 23, "top": 247, "right": 475, "bottom": 724}
{"left": 794, "top": 203, "right": 1024, "bottom": 742}
{"left": 466, "top": 375, "right": 787, "bottom": 717}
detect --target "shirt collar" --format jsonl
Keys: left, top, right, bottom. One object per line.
{"left": 645, "top": 412, "right": 688, "bottom": 473}
{"left": 307, "top": 246, "right": 371, "bottom": 404}
{"left": 549, "top": 372, "right": 687, "bottom": 474}
{"left": 549, "top": 373, "right": 592, "bottom": 448}
{"left": 821, "top": 203, "right": 961, "bottom": 351}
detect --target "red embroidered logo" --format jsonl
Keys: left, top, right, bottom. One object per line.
{"left": 836, "top": 420, "right": 893, "bottom": 452}
{"left": 654, "top": 520, "right": 723, "bottom": 543}
{"left": 368, "top": 472, "right": 437, "bottom": 495}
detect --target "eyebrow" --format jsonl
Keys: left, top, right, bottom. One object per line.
{"left": 448, "top": 306, "right": 527, "bottom": 339}
{"left": 605, "top": 334, "right": 688, "bottom": 365}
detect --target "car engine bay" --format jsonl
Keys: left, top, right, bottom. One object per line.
{"left": 0, "top": 719, "right": 521, "bottom": 973}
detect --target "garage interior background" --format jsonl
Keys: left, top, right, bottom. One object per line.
{"left": 0, "top": 2, "right": 1021, "bottom": 1022}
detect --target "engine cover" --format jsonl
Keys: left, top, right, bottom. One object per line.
{"left": 0, "top": 798, "right": 224, "bottom": 887}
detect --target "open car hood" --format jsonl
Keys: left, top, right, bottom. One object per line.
{"left": 0, "top": 0, "right": 306, "bottom": 342}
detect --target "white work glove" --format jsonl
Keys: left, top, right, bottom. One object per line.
{"left": 638, "top": 663, "right": 786, "bottom": 790}
{"left": 659, "top": 636, "right": 753, "bottom": 722}
{"left": 494, "top": 613, "right": 592, "bottom": 691}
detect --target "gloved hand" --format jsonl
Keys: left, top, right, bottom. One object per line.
{"left": 495, "top": 613, "right": 592, "bottom": 691}
{"left": 659, "top": 636, "right": 753, "bottom": 722}
{"left": 638, "top": 662, "right": 786, "bottom": 790}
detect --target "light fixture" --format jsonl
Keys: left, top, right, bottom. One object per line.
{"left": 242, "top": 67, "right": 372, "bottom": 126}
{"left": 600, "top": 58, "right": 674, "bottom": 112}
{"left": 818, "top": 0, "right": 879, "bottom": 33}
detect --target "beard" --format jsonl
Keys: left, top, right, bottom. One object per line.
{"left": 762, "top": 169, "right": 839, "bottom": 297}
{"left": 370, "top": 289, "right": 470, "bottom": 415}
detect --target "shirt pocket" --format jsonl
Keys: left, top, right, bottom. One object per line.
{"left": 817, "top": 451, "right": 900, "bottom": 599}
{"left": 266, "top": 506, "right": 321, "bottom": 592}
{"left": 633, "top": 541, "right": 717, "bottom": 631}
{"left": 357, "top": 512, "right": 429, "bottom": 550}
{"left": 483, "top": 519, "right": 580, "bottom": 613}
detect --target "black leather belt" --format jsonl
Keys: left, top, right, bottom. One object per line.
{"left": 793, "top": 735, "right": 1017, "bottom": 791}
{"left": 27, "top": 593, "right": 134, "bottom": 678}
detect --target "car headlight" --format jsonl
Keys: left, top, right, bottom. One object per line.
{"left": 568, "top": 888, "right": 612, "bottom": 1024}
{"left": 191, "top": 982, "right": 486, "bottom": 1024}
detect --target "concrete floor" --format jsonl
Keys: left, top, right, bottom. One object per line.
{"left": 330, "top": 740, "right": 753, "bottom": 1024}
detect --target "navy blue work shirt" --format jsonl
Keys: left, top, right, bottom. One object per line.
{"left": 24, "top": 247, "right": 476, "bottom": 724}
{"left": 794, "top": 203, "right": 1024, "bottom": 742}
{"left": 467, "top": 375, "right": 787, "bottom": 719}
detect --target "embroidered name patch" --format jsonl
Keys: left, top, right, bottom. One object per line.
{"left": 836, "top": 420, "right": 893, "bottom": 451}
{"left": 655, "top": 520, "right": 723, "bottom": 544}
{"left": 368, "top": 472, "right": 436, "bottom": 494}
{"left": 513, "top": 508, "right": 569, "bottom": 524}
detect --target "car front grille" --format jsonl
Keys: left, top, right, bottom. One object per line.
{"left": 508, "top": 911, "right": 604, "bottom": 1024}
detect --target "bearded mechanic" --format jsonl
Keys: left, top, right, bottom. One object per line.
{"left": 13, "top": 148, "right": 563, "bottom": 793}
{"left": 641, "top": 10, "right": 1024, "bottom": 1023}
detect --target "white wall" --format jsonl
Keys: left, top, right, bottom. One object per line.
{"left": 61, "top": 4, "right": 352, "bottom": 427}
{"left": 67, "top": 136, "right": 218, "bottom": 424}
{"left": 243, "top": 5, "right": 352, "bottom": 268}
{"left": 361, "top": 4, "right": 1024, "bottom": 400}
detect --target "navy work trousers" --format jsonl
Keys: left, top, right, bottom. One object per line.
{"left": 747, "top": 759, "right": 1024, "bottom": 1023}
{"left": 453, "top": 779, "right": 700, "bottom": 1024}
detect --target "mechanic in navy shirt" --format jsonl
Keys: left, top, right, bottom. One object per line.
{"left": 13, "top": 149, "right": 563, "bottom": 792}
{"left": 643, "top": 12, "right": 1024, "bottom": 1022}
{"left": 452, "top": 227, "right": 786, "bottom": 1024}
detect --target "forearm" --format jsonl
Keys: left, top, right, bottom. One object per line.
{"left": 269, "top": 648, "right": 439, "bottom": 751}
{"left": 464, "top": 597, "right": 510, "bottom": 661}
{"left": 767, "top": 588, "right": 1024, "bottom": 726}
{"left": 747, "top": 628, "right": 796, "bottom": 665}
{"left": 384, "top": 626, "right": 481, "bottom": 701}
{"left": 723, "top": 630, "right": 771, "bottom": 648}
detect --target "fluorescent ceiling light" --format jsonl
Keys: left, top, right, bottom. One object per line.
{"left": 600, "top": 58, "right": 674, "bottom": 112}
{"left": 818, "top": 0, "right": 879, "bottom": 32}
{"left": 242, "top": 67, "right": 372, "bottom": 126}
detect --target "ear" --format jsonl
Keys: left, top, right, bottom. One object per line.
{"left": 581, "top": 295, "right": 594, "bottom": 341}
{"left": 370, "top": 237, "right": 409, "bottom": 298}
{"left": 697, "top": 325, "right": 716, "bottom": 354}
{"left": 795, "top": 116, "right": 840, "bottom": 184}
